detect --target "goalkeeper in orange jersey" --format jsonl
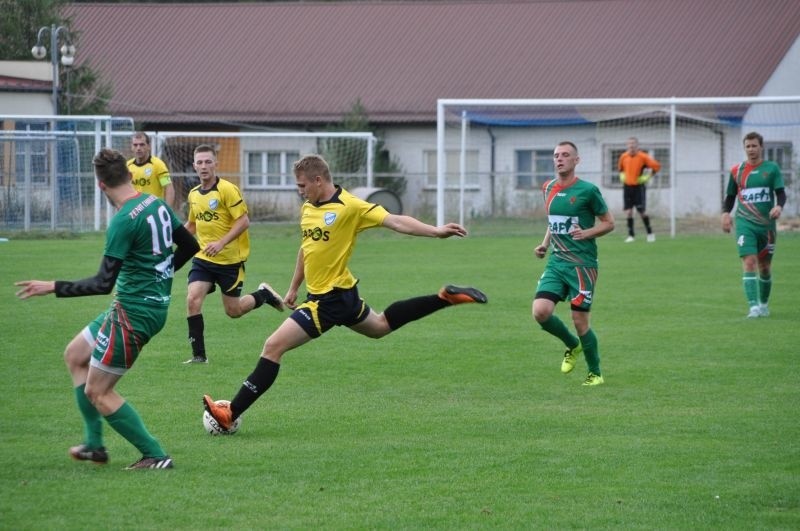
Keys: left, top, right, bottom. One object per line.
{"left": 618, "top": 137, "right": 661, "bottom": 243}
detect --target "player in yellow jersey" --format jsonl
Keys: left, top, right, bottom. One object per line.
{"left": 183, "top": 145, "right": 284, "bottom": 364}
{"left": 127, "top": 132, "right": 175, "bottom": 210}
{"left": 203, "top": 154, "right": 487, "bottom": 430}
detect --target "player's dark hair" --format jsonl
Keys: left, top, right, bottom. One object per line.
{"left": 743, "top": 131, "right": 763, "bottom": 146}
{"left": 194, "top": 144, "right": 217, "bottom": 158}
{"left": 93, "top": 148, "right": 130, "bottom": 187}
{"left": 557, "top": 141, "right": 579, "bottom": 154}
{"left": 132, "top": 131, "right": 150, "bottom": 145}
{"left": 293, "top": 154, "right": 331, "bottom": 181}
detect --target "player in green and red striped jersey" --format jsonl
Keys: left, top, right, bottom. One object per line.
{"left": 533, "top": 141, "right": 615, "bottom": 386}
{"left": 721, "top": 131, "right": 786, "bottom": 318}
{"left": 16, "top": 148, "right": 199, "bottom": 469}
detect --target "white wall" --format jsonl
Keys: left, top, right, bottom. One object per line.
{"left": 0, "top": 61, "right": 53, "bottom": 115}
{"left": 0, "top": 93, "right": 52, "bottom": 115}
{"left": 759, "top": 36, "right": 800, "bottom": 97}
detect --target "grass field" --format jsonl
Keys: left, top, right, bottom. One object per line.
{"left": 1, "top": 219, "right": 798, "bottom": 529}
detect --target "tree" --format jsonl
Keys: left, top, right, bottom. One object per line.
{"left": 323, "top": 99, "right": 406, "bottom": 195}
{"left": 0, "top": 0, "right": 112, "bottom": 115}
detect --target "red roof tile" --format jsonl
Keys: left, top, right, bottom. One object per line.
{"left": 64, "top": 0, "right": 800, "bottom": 126}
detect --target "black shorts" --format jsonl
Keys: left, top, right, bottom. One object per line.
{"left": 188, "top": 257, "right": 245, "bottom": 297}
{"left": 290, "top": 285, "right": 371, "bottom": 338}
{"left": 623, "top": 184, "right": 646, "bottom": 210}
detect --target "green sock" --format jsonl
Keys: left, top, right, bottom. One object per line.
{"left": 743, "top": 272, "right": 758, "bottom": 307}
{"left": 758, "top": 274, "right": 772, "bottom": 305}
{"left": 74, "top": 384, "right": 103, "bottom": 449}
{"left": 580, "top": 328, "right": 601, "bottom": 375}
{"left": 105, "top": 402, "right": 166, "bottom": 458}
{"left": 539, "top": 314, "right": 579, "bottom": 350}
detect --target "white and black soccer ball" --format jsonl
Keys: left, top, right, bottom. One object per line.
{"left": 202, "top": 400, "right": 241, "bottom": 435}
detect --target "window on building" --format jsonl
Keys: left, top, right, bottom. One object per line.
{"left": 424, "top": 150, "right": 479, "bottom": 188}
{"left": 516, "top": 149, "right": 555, "bottom": 189}
{"left": 244, "top": 150, "right": 300, "bottom": 188}
{"left": 603, "top": 144, "right": 670, "bottom": 188}
{"left": 765, "top": 142, "right": 793, "bottom": 182}
{"left": 14, "top": 121, "right": 49, "bottom": 186}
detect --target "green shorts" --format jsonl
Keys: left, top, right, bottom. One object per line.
{"left": 735, "top": 219, "right": 776, "bottom": 259}
{"left": 84, "top": 300, "right": 167, "bottom": 374}
{"left": 535, "top": 261, "right": 598, "bottom": 311}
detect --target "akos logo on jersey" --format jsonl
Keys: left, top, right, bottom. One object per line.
{"left": 303, "top": 226, "right": 330, "bottom": 241}
{"left": 547, "top": 215, "right": 580, "bottom": 235}
{"left": 195, "top": 198, "right": 221, "bottom": 222}
{"left": 301, "top": 211, "right": 336, "bottom": 241}
{"left": 132, "top": 177, "right": 150, "bottom": 187}
{"left": 739, "top": 187, "right": 771, "bottom": 204}
{"left": 195, "top": 211, "right": 220, "bottom": 222}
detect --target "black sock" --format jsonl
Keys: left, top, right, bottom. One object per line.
{"left": 187, "top": 314, "right": 205, "bottom": 357}
{"left": 627, "top": 217, "right": 634, "bottom": 237}
{"left": 251, "top": 286, "right": 279, "bottom": 309}
{"left": 642, "top": 215, "right": 652, "bottom": 234}
{"left": 383, "top": 294, "right": 448, "bottom": 331}
{"left": 230, "top": 358, "right": 280, "bottom": 419}
{"left": 250, "top": 287, "right": 266, "bottom": 309}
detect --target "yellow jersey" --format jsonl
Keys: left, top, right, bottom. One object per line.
{"left": 300, "top": 186, "right": 389, "bottom": 294}
{"left": 127, "top": 156, "right": 171, "bottom": 198}
{"left": 186, "top": 177, "right": 250, "bottom": 265}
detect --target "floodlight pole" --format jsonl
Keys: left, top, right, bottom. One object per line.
{"left": 32, "top": 24, "right": 76, "bottom": 116}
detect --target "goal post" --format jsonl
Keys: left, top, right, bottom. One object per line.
{"left": 436, "top": 96, "right": 800, "bottom": 235}
{"left": 0, "top": 123, "right": 377, "bottom": 232}
{"left": 0, "top": 115, "right": 134, "bottom": 232}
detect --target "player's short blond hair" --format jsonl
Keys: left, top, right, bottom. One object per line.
{"left": 293, "top": 154, "right": 331, "bottom": 181}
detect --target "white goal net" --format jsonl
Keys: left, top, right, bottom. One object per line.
{"left": 0, "top": 115, "right": 134, "bottom": 231}
{"left": 0, "top": 123, "right": 376, "bottom": 231}
{"left": 436, "top": 96, "right": 800, "bottom": 234}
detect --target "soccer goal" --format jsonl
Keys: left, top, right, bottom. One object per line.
{"left": 0, "top": 123, "right": 379, "bottom": 232}
{"left": 0, "top": 115, "right": 134, "bottom": 232}
{"left": 436, "top": 96, "right": 800, "bottom": 234}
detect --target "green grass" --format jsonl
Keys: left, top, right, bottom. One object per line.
{"left": 1, "top": 220, "right": 798, "bottom": 529}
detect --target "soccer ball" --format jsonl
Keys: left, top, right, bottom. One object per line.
{"left": 202, "top": 400, "right": 241, "bottom": 435}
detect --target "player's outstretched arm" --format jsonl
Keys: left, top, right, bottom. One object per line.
{"left": 15, "top": 255, "right": 123, "bottom": 299}
{"left": 382, "top": 214, "right": 467, "bottom": 238}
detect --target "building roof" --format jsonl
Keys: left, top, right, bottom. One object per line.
{"left": 64, "top": 0, "right": 800, "bottom": 127}
{"left": 0, "top": 75, "right": 51, "bottom": 92}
